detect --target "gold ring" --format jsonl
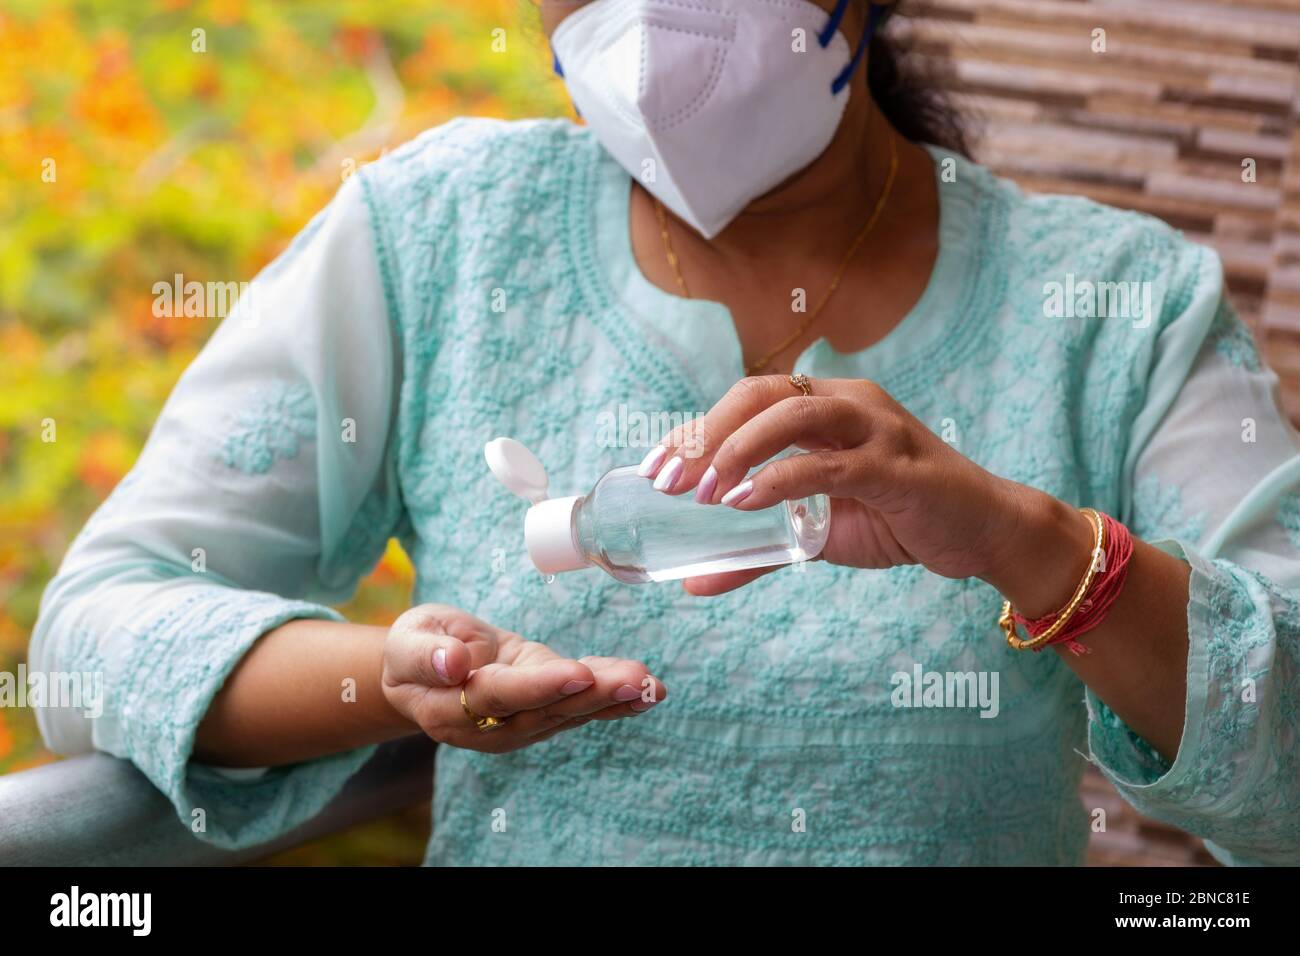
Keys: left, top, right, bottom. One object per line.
{"left": 789, "top": 373, "right": 812, "bottom": 396}
{"left": 460, "top": 687, "right": 506, "bottom": 733}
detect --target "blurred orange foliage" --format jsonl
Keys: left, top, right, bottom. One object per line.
{"left": 0, "top": 1, "right": 566, "bottom": 863}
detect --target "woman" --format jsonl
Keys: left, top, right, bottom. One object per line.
{"left": 30, "top": 0, "right": 1300, "bottom": 865}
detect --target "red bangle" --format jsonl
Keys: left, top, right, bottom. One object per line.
{"left": 1012, "top": 511, "right": 1134, "bottom": 656}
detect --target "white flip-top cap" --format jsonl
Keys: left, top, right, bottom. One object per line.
{"left": 484, "top": 437, "right": 550, "bottom": 503}
{"left": 524, "top": 495, "right": 586, "bottom": 574}
{"left": 485, "top": 437, "right": 589, "bottom": 575}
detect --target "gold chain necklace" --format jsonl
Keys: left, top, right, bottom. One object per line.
{"left": 655, "top": 131, "right": 899, "bottom": 376}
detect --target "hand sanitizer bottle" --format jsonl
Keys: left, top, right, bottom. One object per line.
{"left": 485, "top": 437, "right": 830, "bottom": 584}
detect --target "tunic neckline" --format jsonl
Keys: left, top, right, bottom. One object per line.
{"left": 586, "top": 141, "right": 995, "bottom": 404}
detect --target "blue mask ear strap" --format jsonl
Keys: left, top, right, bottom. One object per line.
{"left": 552, "top": 45, "right": 582, "bottom": 117}
{"left": 818, "top": 0, "right": 852, "bottom": 48}
{"left": 830, "top": 2, "right": 885, "bottom": 96}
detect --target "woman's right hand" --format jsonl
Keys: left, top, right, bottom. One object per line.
{"left": 381, "top": 604, "right": 666, "bottom": 753}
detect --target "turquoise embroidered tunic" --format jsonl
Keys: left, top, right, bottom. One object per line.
{"left": 31, "top": 118, "right": 1300, "bottom": 865}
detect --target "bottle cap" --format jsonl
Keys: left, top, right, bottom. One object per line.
{"left": 484, "top": 437, "right": 550, "bottom": 504}
{"left": 485, "top": 437, "right": 588, "bottom": 575}
{"left": 524, "top": 495, "right": 586, "bottom": 574}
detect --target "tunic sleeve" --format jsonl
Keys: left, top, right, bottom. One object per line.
{"left": 28, "top": 175, "right": 405, "bottom": 849}
{"left": 1088, "top": 248, "right": 1300, "bottom": 865}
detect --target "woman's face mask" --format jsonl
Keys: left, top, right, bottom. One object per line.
{"left": 550, "top": 0, "right": 887, "bottom": 239}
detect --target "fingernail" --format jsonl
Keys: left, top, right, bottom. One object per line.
{"left": 637, "top": 445, "right": 668, "bottom": 478}
{"left": 653, "top": 456, "right": 683, "bottom": 493}
{"left": 695, "top": 465, "right": 718, "bottom": 503}
{"left": 613, "top": 684, "right": 642, "bottom": 702}
{"left": 720, "top": 479, "right": 753, "bottom": 506}
{"left": 561, "top": 679, "right": 594, "bottom": 695}
{"left": 433, "top": 648, "right": 449, "bottom": 681}
{"left": 631, "top": 699, "right": 658, "bottom": 713}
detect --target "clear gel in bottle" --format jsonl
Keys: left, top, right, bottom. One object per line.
{"left": 485, "top": 437, "right": 830, "bottom": 584}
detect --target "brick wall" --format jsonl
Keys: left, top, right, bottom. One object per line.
{"left": 895, "top": 0, "right": 1300, "bottom": 865}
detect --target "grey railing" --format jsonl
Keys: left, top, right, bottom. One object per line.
{"left": 0, "top": 735, "right": 436, "bottom": 866}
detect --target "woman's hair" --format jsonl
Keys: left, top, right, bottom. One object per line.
{"left": 867, "top": 2, "right": 972, "bottom": 157}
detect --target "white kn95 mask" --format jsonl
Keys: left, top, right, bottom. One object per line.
{"left": 552, "top": 0, "right": 888, "bottom": 239}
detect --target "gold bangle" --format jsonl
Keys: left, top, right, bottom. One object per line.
{"left": 999, "top": 507, "right": 1105, "bottom": 651}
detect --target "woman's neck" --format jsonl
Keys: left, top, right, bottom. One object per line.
{"left": 629, "top": 97, "right": 942, "bottom": 375}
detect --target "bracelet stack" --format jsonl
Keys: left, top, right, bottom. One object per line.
{"left": 998, "top": 508, "right": 1135, "bottom": 656}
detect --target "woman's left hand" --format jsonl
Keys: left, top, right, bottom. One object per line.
{"left": 640, "top": 375, "right": 1090, "bottom": 604}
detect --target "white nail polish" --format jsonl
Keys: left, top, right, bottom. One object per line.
{"left": 637, "top": 445, "right": 668, "bottom": 478}
{"left": 653, "top": 456, "right": 684, "bottom": 492}
{"left": 720, "top": 479, "right": 753, "bottom": 506}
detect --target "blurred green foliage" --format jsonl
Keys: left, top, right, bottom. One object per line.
{"left": 0, "top": 0, "right": 567, "bottom": 863}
